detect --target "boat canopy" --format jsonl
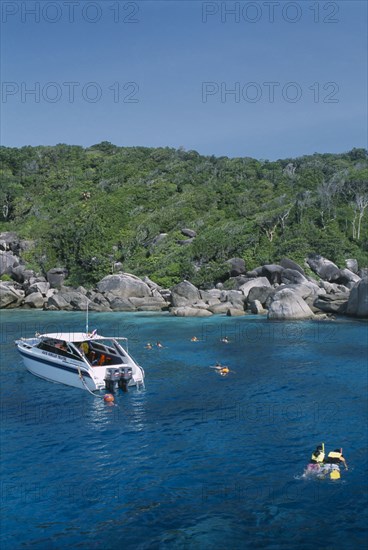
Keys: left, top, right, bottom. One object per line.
{"left": 37, "top": 332, "right": 128, "bottom": 343}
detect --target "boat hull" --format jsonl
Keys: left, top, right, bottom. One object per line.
{"left": 18, "top": 348, "right": 99, "bottom": 391}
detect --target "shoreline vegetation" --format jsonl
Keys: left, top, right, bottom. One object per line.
{"left": 0, "top": 144, "right": 367, "bottom": 319}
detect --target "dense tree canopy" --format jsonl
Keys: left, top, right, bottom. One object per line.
{"left": 0, "top": 144, "right": 367, "bottom": 287}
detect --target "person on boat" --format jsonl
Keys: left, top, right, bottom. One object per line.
{"left": 89, "top": 351, "right": 99, "bottom": 366}
{"left": 324, "top": 449, "right": 348, "bottom": 470}
{"left": 55, "top": 341, "right": 67, "bottom": 351}
{"left": 310, "top": 444, "right": 325, "bottom": 465}
{"left": 79, "top": 342, "right": 89, "bottom": 355}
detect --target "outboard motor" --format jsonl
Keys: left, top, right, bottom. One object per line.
{"left": 104, "top": 368, "right": 122, "bottom": 392}
{"left": 118, "top": 366, "right": 133, "bottom": 393}
{"left": 104, "top": 366, "right": 133, "bottom": 392}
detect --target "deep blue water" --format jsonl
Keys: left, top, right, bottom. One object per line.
{"left": 0, "top": 310, "right": 367, "bottom": 550}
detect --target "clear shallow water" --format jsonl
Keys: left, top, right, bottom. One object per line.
{"left": 0, "top": 310, "right": 367, "bottom": 550}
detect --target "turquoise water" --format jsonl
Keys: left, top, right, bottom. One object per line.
{"left": 1, "top": 310, "right": 367, "bottom": 549}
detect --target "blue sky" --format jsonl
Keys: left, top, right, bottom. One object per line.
{"left": 1, "top": 0, "right": 367, "bottom": 159}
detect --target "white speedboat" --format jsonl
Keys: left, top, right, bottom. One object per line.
{"left": 15, "top": 331, "right": 145, "bottom": 393}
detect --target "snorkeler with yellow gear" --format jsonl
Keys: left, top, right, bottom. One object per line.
{"left": 304, "top": 443, "right": 348, "bottom": 480}
{"left": 210, "top": 363, "right": 232, "bottom": 376}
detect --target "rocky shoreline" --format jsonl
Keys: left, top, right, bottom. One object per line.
{"left": 1, "top": 232, "right": 367, "bottom": 319}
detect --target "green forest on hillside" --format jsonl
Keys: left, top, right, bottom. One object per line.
{"left": 0, "top": 143, "right": 367, "bottom": 288}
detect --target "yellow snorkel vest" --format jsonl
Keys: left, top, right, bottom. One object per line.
{"left": 327, "top": 451, "right": 342, "bottom": 460}
{"left": 311, "top": 451, "right": 325, "bottom": 463}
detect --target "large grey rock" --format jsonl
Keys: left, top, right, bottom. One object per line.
{"left": 264, "top": 283, "right": 321, "bottom": 310}
{"left": 47, "top": 268, "right": 68, "bottom": 289}
{"left": 208, "top": 298, "right": 222, "bottom": 307}
{"left": 92, "top": 293, "right": 111, "bottom": 309}
{"left": 181, "top": 228, "right": 197, "bottom": 238}
{"left": 151, "top": 289, "right": 166, "bottom": 302}
{"left": 201, "top": 289, "right": 222, "bottom": 300}
{"left": 306, "top": 254, "right": 341, "bottom": 282}
{"left": 345, "top": 259, "right": 359, "bottom": 274}
{"left": 172, "top": 306, "right": 212, "bottom": 317}
{"left": 268, "top": 289, "right": 314, "bottom": 320}
{"left": 227, "top": 258, "right": 246, "bottom": 277}
{"left": 29, "top": 276, "right": 47, "bottom": 285}
{"left": 46, "top": 293, "right": 72, "bottom": 310}
{"left": 96, "top": 273, "right": 151, "bottom": 298}
{"left": 0, "top": 251, "right": 20, "bottom": 276}
{"left": 200, "top": 290, "right": 221, "bottom": 305}
{"left": 11, "top": 265, "right": 36, "bottom": 284}
{"left": 45, "top": 290, "right": 90, "bottom": 311}
{"left": 281, "top": 282, "right": 321, "bottom": 300}
{"left": 109, "top": 297, "right": 136, "bottom": 311}
{"left": 314, "top": 293, "right": 349, "bottom": 314}
{"left": 262, "top": 264, "right": 284, "bottom": 285}
{"left": 208, "top": 302, "right": 234, "bottom": 314}
{"left": 64, "top": 291, "right": 90, "bottom": 310}
{"left": 228, "top": 276, "right": 250, "bottom": 290}
{"left": 191, "top": 301, "right": 210, "bottom": 310}
{"left": 46, "top": 289, "right": 57, "bottom": 299}
{"left": 346, "top": 278, "right": 368, "bottom": 318}
{"left": 245, "top": 267, "right": 264, "bottom": 278}
{"left": 171, "top": 281, "right": 201, "bottom": 307}
{"left": 23, "top": 292, "right": 45, "bottom": 308}
{"left": 280, "top": 258, "right": 305, "bottom": 275}
{"left": 46, "top": 290, "right": 87, "bottom": 310}
{"left": 249, "top": 300, "right": 266, "bottom": 314}
{"left": 318, "top": 280, "right": 350, "bottom": 294}
{"left": 87, "top": 301, "right": 112, "bottom": 312}
{"left": 129, "top": 297, "right": 169, "bottom": 311}
{"left": 337, "top": 269, "right": 361, "bottom": 289}
{"left": 247, "top": 286, "right": 275, "bottom": 306}
{"left": 26, "top": 282, "right": 50, "bottom": 296}
{"left": 0, "top": 282, "right": 24, "bottom": 308}
{"left": 76, "top": 286, "right": 88, "bottom": 295}
{"left": 240, "top": 277, "right": 271, "bottom": 299}
{"left": 142, "top": 276, "right": 163, "bottom": 291}
{"left": 281, "top": 269, "right": 308, "bottom": 285}
{"left": 222, "top": 290, "right": 246, "bottom": 309}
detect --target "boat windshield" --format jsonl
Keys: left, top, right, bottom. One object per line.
{"left": 36, "top": 337, "right": 127, "bottom": 367}
{"left": 37, "top": 339, "right": 83, "bottom": 361}
{"left": 76, "top": 340, "right": 125, "bottom": 367}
